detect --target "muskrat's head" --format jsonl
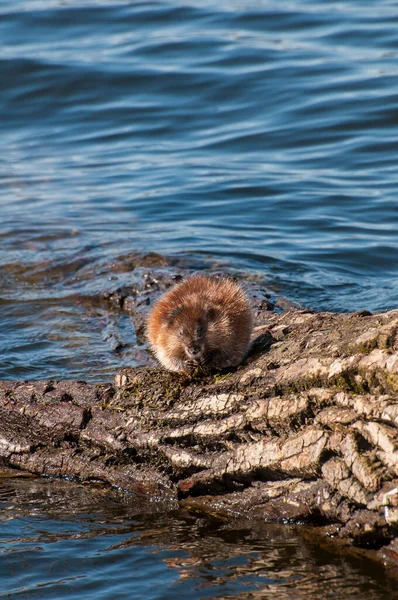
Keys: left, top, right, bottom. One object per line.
{"left": 164, "top": 304, "right": 219, "bottom": 367}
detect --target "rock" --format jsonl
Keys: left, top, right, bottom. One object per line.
{"left": 1, "top": 287, "right": 398, "bottom": 572}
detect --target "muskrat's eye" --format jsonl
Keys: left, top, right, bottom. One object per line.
{"left": 207, "top": 307, "right": 219, "bottom": 322}
{"left": 179, "top": 328, "right": 184, "bottom": 337}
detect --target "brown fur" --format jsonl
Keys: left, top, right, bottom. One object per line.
{"left": 146, "top": 275, "right": 253, "bottom": 372}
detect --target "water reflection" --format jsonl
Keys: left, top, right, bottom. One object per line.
{"left": 0, "top": 476, "right": 395, "bottom": 599}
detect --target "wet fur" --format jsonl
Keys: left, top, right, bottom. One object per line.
{"left": 146, "top": 275, "right": 253, "bottom": 372}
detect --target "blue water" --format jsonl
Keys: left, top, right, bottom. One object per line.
{"left": 2, "top": 0, "right": 398, "bottom": 317}
{"left": 0, "top": 478, "right": 396, "bottom": 599}
{"left": 1, "top": 0, "right": 398, "bottom": 596}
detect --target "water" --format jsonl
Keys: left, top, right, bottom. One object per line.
{"left": 0, "top": 478, "right": 396, "bottom": 600}
{"left": 1, "top": 0, "right": 398, "bottom": 596}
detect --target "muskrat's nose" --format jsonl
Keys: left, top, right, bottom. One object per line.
{"left": 189, "top": 345, "right": 202, "bottom": 358}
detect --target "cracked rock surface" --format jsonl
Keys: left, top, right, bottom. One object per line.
{"left": 1, "top": 283, "right": 398, "bottom": 571}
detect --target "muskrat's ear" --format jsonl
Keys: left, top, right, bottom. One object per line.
{"left": 164, "top": 306, "right": 181, "bottom": 326}
{"left": 207, "top": 307, "right": 220, "bottom": 322}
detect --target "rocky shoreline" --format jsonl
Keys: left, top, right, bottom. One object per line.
{"left": 1, "top": 258, "right": 397, "bottom": 574}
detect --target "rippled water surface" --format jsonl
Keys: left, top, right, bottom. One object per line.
{"left": 1, "top": 0, "right": 398, "bottom": 597}
{"left": 2, "top": 0, "right": 398, "bottom": 380}
{"left": 0, "top": 478, "right": 396, "bottom": 600}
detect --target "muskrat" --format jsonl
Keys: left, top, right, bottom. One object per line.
{"left": 146, "top": 275, "right": 253, "bottom": 372}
